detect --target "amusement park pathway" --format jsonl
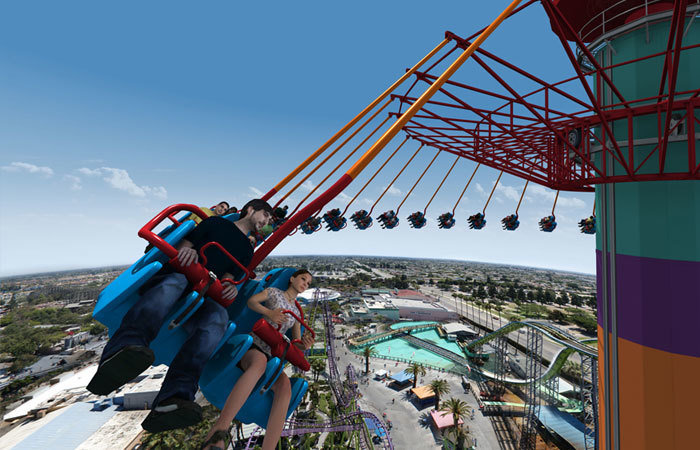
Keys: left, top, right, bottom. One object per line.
{"left": 333, "top": 331, "right": 502, "bottom": 449}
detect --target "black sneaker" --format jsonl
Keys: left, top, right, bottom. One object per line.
{"left": 141, "top": 397, "right": 203, "bottom": 433}
{"left": 87, "top": 345, "right": 154, "bottom": 395}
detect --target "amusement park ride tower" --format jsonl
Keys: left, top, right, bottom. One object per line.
{"left": 250, "top": 1, "right": 698, "bottom": 448}
{"left": 575, "top": 2, "right": 700, "bottom": 449}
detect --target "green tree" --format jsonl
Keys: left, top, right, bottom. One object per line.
{"left": 310, "top": 358, "right": 326, "bottom": 382}
{"left": 362, "top": 346, "right": 377, "bottom": 374}
{"left": 543, "top": 289, "right": 555, "bottom": 304}
{"left": 407, "top": 363, "right": 426, "bottom": 389}
{"left": 440, "top": 397, "right": 471, "bottom": 450}
{"left": 429, "top": 379, "right": 450, "bottom": 410}
{"left": 556, "top": 292, "right": 569, "bottom": 306}
{"left": 570, "top": 293, "right": 583, "bottom": 307}
{"left": 548, "top": 309, "right": 568, "bottom": 323}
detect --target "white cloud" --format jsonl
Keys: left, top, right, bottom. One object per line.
{"left": 76, "top": 167, "right": 167, "bottom": 199}
{"left": 301, "top": 180, "right": 316, "bottom": 192}
{"left": 527, "top": 184, "right": 585, "bottom": 208}
{"left": 337, "top": 192, "right": 352, "bottom": 204}
{"left": 143, "top": 186, "right": 168, "bottom": 200}
{"left": 64, "top": 175, "right": 82, "bottom": 190}
{"left": 382, "top": 184, "right": 402, "bottom": 196}
{"left": 496, "top": 184, "right": 521, "bottom": 201}
{"left": 1, "top": 162, "right": 54, "bottom": 177}
{"left": 557, "top": 197, "right": 586, "bottom": 208}
{"left": 475, "top": 183, "right": 485, "bottom": 195}
{"left": 78, "top": 167, "right": 102, "bottom": 176}
{"left": 361, "top": 198, "right": 373, "bottom": 205}
{"left": 100, "top": 168, "right": 148, "bottom": 197}
{"left": 249, "top": 186, "right": 264, "bottom": 197}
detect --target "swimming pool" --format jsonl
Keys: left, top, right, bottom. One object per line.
{"left": 368, "top": 327, "right": 465, "bottom": 371}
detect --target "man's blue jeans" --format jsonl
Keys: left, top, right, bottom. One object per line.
{"left": 101, "top": 273, "right": 228, "bottom": 405}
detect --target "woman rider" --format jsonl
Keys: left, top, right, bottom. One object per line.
{"left": 201, "top": 269, "right": 315, "bottom": 450}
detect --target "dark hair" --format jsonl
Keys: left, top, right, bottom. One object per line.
{"left": 239, "top": 199, "right": 273, "bottom": 219}
{"left": 289, "top": 269, "right": 312, "bottom": 286}
{"left": 217, "top": 201, "right": 230, "bottom": 209}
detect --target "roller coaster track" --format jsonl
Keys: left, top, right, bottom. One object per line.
{"left": 466, "top": 320, "right": 597, "bottom": 357}
{"left": 466, "top": 320, "right": 597, "bottom": 385}
{"left": 348, "top": 322, "right": 437, "bottom": 347}
{"left": 245, "top": 293, "right": 393, "bottom": 450}
{"left": 243, "top": 299, "right": 392, "bottom": 449}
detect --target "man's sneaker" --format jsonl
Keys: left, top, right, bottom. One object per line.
{"left": 141, "top": 397, "right": 203, "bottom": 433}
{"left": 87, "top": 345, "right": 154, "bottom": 395}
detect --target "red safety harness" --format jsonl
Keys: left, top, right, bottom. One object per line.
{"left": 252, "top": 300, "right": 316, "bottom": 372}
{"left": 138, "top": 204, "right": 255, "bottom": 308}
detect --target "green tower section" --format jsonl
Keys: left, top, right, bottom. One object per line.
{"left": 594, "top": 16, "right": 700, "bottom": 261}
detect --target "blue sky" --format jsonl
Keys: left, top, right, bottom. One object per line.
{"left": 0, "top": 1, "right": 597, "bottom": 276}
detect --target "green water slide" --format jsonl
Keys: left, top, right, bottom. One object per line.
{"left": 464, "top": 320, "right": 597, "bottom": 387}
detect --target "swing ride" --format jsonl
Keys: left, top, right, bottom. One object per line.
{"left": 92, "top": 1, "right": 698, "bottom": 448}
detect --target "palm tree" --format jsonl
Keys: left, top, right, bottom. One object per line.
{"left": 485, "top": 301, "right": 493, "bottom": 330}
{"left": 407, "top": 363, "right": 426, "bottom": 388}
{"left": 494, "top": 305, "right": 504, "bottom": 325}
{"left": 440, "top": 397, "right": 471, "bottom": 449}
{"left": 429, "top": 379, "right": 450, "bottom": 410}
{"left": 362, "top": 346, "right": 377, "bottom": 374}
{"left": 310, "top": 357, "right": 326, "bottom": 382}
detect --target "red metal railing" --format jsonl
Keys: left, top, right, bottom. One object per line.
{"left": 138, "top": 204, "right": 255, "bottom": 307}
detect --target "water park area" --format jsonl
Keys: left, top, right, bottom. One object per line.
{"left": 351, "top": 321, "right": 492, "bottom": 373}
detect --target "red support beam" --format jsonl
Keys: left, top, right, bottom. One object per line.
{"left": 659, "top": 0, "right": 689, "bottom": 174}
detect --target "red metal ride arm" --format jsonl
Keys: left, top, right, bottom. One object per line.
{"left": 278, "top": 309, "right": 317, "bottom": 339}
{"left": 138, "top": 203, "right": 253, "bottom": 308}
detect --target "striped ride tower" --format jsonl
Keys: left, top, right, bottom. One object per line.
{"left": 594, "top": 8, "right": 700, "bottom": 449}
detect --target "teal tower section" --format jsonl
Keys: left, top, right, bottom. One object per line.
{"left": 593, "top": 11, "right": 700, "bottom": 450}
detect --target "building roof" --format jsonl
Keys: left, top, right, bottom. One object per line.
{"left": 537, "top": 406, "right": 587, "bottom": 450}
{"left": 297, "top": 287, "right": 341, "bottom": 302}
{"left": 430, "top": 409, "right": 464, "bottom": 429}
{"left": 4, "top": 365, "right": 98, "bottom": 421}
{"left": 410, "top": 385, "right": 436, "bottom": 400}
{"left": 390, "top": 297, "right": 449, "bottom": 311}
{"left": 395, "top": 289, "right": 433, "bottom": 301}
{"left": 9, "top": 401, "right": 119, "bottom": 449}
{"left": 389, "top": 370, "right": 414, "bottom": 383}
{"left": 363, "top": 297, "right": 398, "bottom": 311}
{"left": 442, "top": 322, "right": 478, "bottom": 335}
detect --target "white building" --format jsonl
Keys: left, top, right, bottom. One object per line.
{"left": 442, "top": 322, "right": 479, "bottom": 341}
{"left": 391, "top": 297, "right": 458, "bottom": 321}
{"left": 297, "top": 288, "right": 341, "bottom": 304}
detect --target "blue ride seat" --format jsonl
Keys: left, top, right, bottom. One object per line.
{"left": 92, "top": 208, "right": 310, "bottom": 428}
{"left": 199, "top": 267, "right": 310, "bottom": 426}
{"left": 93, "top": 218, "right": 212, "bottom": 365}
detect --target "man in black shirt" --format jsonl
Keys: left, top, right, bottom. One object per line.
{"left": 87, "top": 199, "right": 273, "bottom": 432}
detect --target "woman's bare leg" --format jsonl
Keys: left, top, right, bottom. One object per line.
{"left": 202, "top": 349, "right": 267, "bottom": 449}
{"left": 261, "top": 372, "right": 291, "bottom": 450}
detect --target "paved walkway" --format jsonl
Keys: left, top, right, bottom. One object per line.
{"left": 333, "top": 328, "right": 503, "bottom": 449}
